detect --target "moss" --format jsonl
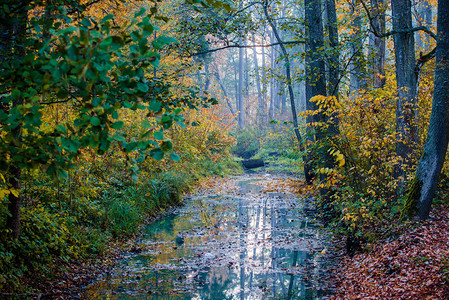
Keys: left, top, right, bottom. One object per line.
{"left": 401, "top": 176, "right": 422, "bottom": 220}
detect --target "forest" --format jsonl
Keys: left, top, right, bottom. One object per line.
{"left": 1, "top": 0, "right": 449, "bottom": 298}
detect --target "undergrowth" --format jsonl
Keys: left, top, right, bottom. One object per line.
{"left": 0, "top": 105, "right": 240, "bottom": 293}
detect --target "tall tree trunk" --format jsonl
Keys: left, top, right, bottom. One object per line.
{"left": 269, "top": 30, "right": 276, "bottom": 121}
{"left": 232, "top": 52, "right": 239, "bottom": 107}
{"left": 252, "top": 33, "right": 265, "bottom": 124}
{"left": 404, "top": 0, "right": 449, "bottom": 220}
{"left": 326, "top": 0, "right": 340, "bottom": 97}
{"left": 324, "top": 0, "right": 340, "bottom": 168}
{"left": 391, "top": 0, "right": 417, "bottom": 180}
{"left": 238, "top": 38, "right": 245, "bottom": 129}
{"left": 304, "top": 0, "right": 327, "bottom": 183}
{"left": 370, "top": 0, "right": 386, "bottom": 88}
{"left": 261, "top": 27, "right": 268, "bottom": 113}
{"left": 245, "top": 47, "right": 250, "bottom": 97}
{"left": 271, "top": 30, "right": 281, "bottom": 119}
{"left": 4, "top": 8, "right": 27, "bottom": 239}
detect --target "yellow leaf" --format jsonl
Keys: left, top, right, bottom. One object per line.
{"left": 10, "top": 188, "right": 19, "bottom": 197}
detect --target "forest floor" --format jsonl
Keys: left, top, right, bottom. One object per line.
{"left": 330, "top": 205, "right": 449, "bottom": 299}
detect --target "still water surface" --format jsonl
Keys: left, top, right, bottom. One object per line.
{"left": 83, "top": 175, "right": 332, "bottom": 299}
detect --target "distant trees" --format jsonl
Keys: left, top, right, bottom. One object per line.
{"left": 263, "top": 0, "right": 303, "bottom": 144}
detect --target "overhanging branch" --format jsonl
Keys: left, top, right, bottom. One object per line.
{"left": 191, "top": 40, "right": 305, "bottom": 56}
{"left": 360, "top": 0, "right": 436, "bottom": 40}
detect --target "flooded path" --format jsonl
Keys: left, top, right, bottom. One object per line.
{"left": 83, "top": 173, "right": 334, "bottom": 299}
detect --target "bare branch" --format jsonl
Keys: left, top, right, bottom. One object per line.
{"left": 360, "top": 0, "right": 436, "bottom": 40}
{"left": 191, "top": 40, "right": 304, "bottom": 57}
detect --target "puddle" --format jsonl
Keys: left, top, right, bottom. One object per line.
{"left": 82, "top": 174, "right": 332, "bottom": 299}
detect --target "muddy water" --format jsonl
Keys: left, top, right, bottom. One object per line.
{"left": 82, "top": 174, "right": 333, "bottom": 299}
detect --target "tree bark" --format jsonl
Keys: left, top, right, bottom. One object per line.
{"left": 245, "top": 47, "right": 250, "bottom": 97}
{"left": 238, "top": 40, "right": 245, "bottom": 129}
{"left": 3, "top": 7, "right": 27, "bottom": 239}
{"left": 326, "top": 0, "right": 340, "bottom": 97}
{"left": 370, "top": 0, "right": 386, "bottom": 88}
{"left": 252, "top": 33, "right": 265, "bottom": 123}
{"left": 269, "top": 30, "right": 276, "bottom": 121}
{"left": 405, "top": 0, "right": 449, "bottom": 220}
{"left": 391, "top": 0, "right": 417, "bottom": 180}
{"left": 261, "top": 27, "right": 268, "bottom": 113}
{"left": 231, "top": 51, "right": 239, "bottom": 109}
{"left": 304, "top": 0, "right": 327, "bottom": 183}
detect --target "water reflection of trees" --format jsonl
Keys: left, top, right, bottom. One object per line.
{"left": 83, "top": 179, "right": 328, "bottom": 299}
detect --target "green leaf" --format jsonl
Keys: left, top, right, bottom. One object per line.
{"left": 62, "top": 138, "right": 80, "bottom": 153}
{"left": 142, "top": 119, "right": 152, "bottom": 129}
{"left": 143, "top": 24, "right": 154, "bottom": 35}
{"left": 101, "top": 14, "right": 115, "bottom": 23}
{"left": 57, "top": 169, "right": 68, "bottom": 179}
{"left": 177, "top": 121, "right": 186, "bottom": 129}
{"left": 90, "top": 117, "right": 101, "bottom": 126}
{"left": 113, "top": 134, "right": 126, "bottom": 142}
{"left": 137, "top": 82, "right": 149, "bottom": 92}
{"left": 135, "top": 7, "right": 146, "bottom": 17}
{"left": 56, "top": 125, "right": 67, "bottom": 134}
{"left": 112, "top": 121, "right": 124, "bottom": 129}
{"left": 149, "top": 100, "right": 161, "bottom": 112}
{"left": 151, "top": 36, "right": 178, "bottom": 50}
{"left": 170, "top": 153, "right": 180, "bottom": 162}
{"left": 160, "top": 140, "right": 173, "bottom": 152}
{"left": 154, "top": 130, "right": 163, "bottom": 140}
{"left": 151, "top": 149, "right": 164, "bottom": 161}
